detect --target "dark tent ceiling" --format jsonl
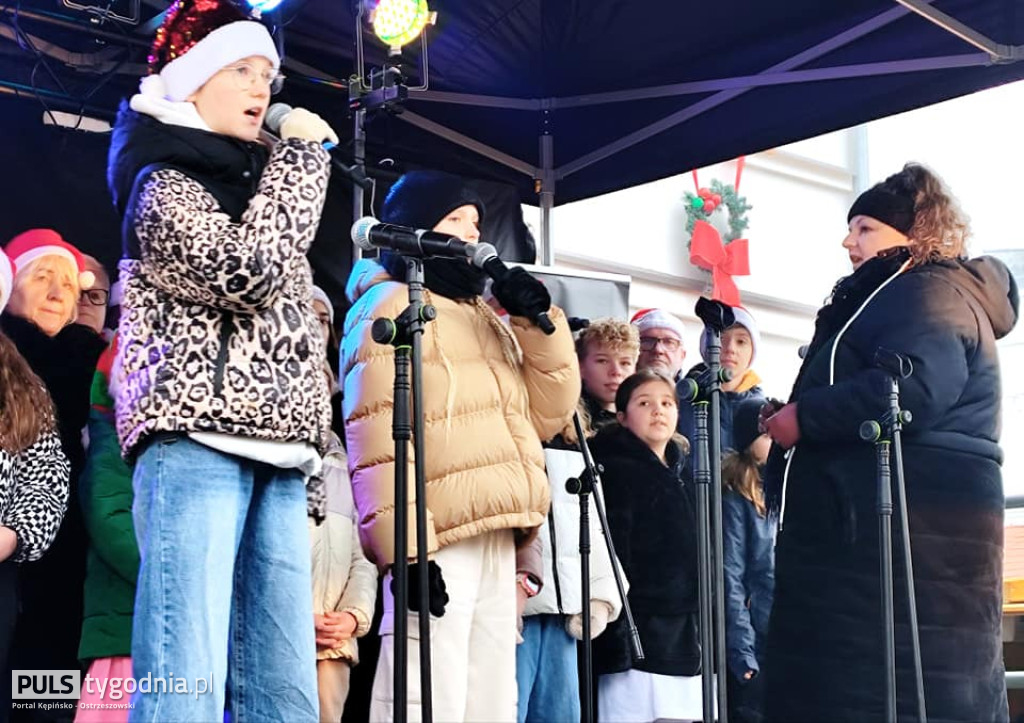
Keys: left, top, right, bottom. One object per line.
{"left": 1, "top": 0, "right": 1023, "bottom": 208}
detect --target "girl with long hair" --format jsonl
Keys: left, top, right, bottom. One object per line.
{"left": 721, "top": 398, "right": 774, "bottom": 723}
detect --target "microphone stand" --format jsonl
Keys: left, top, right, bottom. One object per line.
{"left": 858, "top": 349, "right": 927, "bottom": 723}
{"left": 566, "top": 410, "right": 644, "bottom": 723}
{"left": 691, "top": 297, "right": 735, "bottom": 723}
{"left": 371, "top": 256, "right": 436, "bottom": 723}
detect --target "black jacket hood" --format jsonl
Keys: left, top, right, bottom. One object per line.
{"left": 954, "top": 256, "right": 1019, "bottom": 340}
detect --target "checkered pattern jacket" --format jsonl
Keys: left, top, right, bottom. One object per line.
{"left": 0, "top": 430, "right": 70, "bottom": 562}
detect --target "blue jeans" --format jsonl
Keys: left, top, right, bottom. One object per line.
{"left": 516, "top": 614, "right": 580, "bottom": 723}
{"left": 128, "top": 435, "right": 318, "bottom": 722}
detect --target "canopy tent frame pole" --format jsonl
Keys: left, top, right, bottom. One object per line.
{"left": 554, "top": 2, "right": 931, "bottom": 180}
{"left": 409, "top": 53, "right": 992, "bottom": 111}
{"left": 396, "top": 110, "right": 538, "bottom": 178}
{"left": 538, "top": 128, "right": 555, "bottom": 266}
{"left": 893, "top": 0, "right": 1024, "bottom": 62}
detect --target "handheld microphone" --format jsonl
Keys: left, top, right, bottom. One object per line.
{"left": 471, "top": 243, "right": 556, "bottom": 335}
{"left": 351, "top": 217, "right": 475, "bottom": 259}
{"left": 265, "top": 103, "right": 373, "bottom": 190}
{"left": 265, "top": 103, "right": 337, "bottom": 150}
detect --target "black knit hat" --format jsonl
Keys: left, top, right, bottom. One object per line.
{"left": 732, "top": 397, "right": 765, "bottom": 454}
{"left": 847, "top": 167, "right": 918, "bottom": 235}
{"left": 381, "top": 170, "right": 485, "bottom": 230}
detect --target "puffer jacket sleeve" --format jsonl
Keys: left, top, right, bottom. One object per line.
{"left": 80, "top": 395, "right": 139, "bottom": 584}
{"left": 133, "top": 138, "right": 330, "bottom": 313}
{"left": 6, "top": 430, "right": 70, "bottom": 563}
{"left": 336, "top": 518, "right": 379, "bottom": 638}
{"left": 341, "top": 284, "right": 439, "bottom": 567}
{"left": 508, "top": 306, "right": 581, "bottom": 443}
{"left": 798, "top": 273, "right": 970, "bottom": 442}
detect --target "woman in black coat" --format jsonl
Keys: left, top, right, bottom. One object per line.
{"left": 590, "top": 370, "right": 702, "bottom": 722}
{"left": 761, "top": 163, "right": 1018, "bottom": 723}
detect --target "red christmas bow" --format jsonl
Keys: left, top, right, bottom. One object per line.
{"left": 688, "top": 220, "right": 749, "bottom": 308}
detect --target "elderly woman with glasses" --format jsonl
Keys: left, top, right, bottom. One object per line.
{"left": 1, "top": 229, "right": 107, "bottom": 697}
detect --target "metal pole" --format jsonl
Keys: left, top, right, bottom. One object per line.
{"left": 538, "top": 123, "right": 555, "bottom": 267}
{"left": 352, "top": 108, "right": 366, "bottom": 259}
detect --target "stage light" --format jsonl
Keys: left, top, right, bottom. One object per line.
{"left": 248, "top": 0, "right": 285, "bottom": 13}
{"left": 370, "top": 0, "right": 436, "bottom": 53}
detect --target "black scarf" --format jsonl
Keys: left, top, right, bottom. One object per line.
{"left": 381, "top": 251, "right": 487, "bottom": 300}
{"left": 764, "top": 246, "right": 911, "bottom": 515}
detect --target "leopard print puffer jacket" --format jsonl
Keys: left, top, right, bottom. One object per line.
{"left": 115, "top": 138, "right": 332, "bottom": 460}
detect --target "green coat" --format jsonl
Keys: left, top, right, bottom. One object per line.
{"left": 78, "top": 341, "right": 138, "bottom": 662}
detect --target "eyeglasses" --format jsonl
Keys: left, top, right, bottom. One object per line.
{"left": 79, "top": 288, "right": 109, "bottom": 306}
{"left": 220, "top": 63, "right": 285, "bottom": 95}
{"left": 639, "top": 335, "right": 682, "bottom": 352}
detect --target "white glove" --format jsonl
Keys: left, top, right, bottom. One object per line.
{"left": 279, "top": 107, "right": 339, "bottom": 146}
{"left": 566, "top": 601, "right": 612, "bottom": 641}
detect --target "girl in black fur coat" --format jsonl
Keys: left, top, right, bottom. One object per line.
{"left": 590, "top": 370, "right": 704, "bottom": 722}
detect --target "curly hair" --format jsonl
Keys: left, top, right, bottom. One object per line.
{"left": 0, "top": 332, "right": 55, "bottom": 453}
{"left": 884, "top": 162, "right": 970, "bottom": 265}
{"left": 575, "top": 317, "right": 640, "bottom": 359}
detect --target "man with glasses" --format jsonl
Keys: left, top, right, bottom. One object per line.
{"left": 76, "top": 254, "right": 110, "bottom": 336}
{"left": 631, "top": 308, "right": 688, "bottom": 381}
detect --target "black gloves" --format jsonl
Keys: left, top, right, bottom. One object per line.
{"left": 393, "top": 560, "right": 449, "bottom": 618}
{"left": 492, "top": 267, "right": 551, "bottom": 321}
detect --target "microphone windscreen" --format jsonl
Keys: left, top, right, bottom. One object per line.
{"left": 264, "top": 103, "right": 293, "bottom": 134}
{"left": 351, "top": 217, "right": 379, "bottom": 250}
{"left": 470, "top": 243, "right": 499, "bottom": 269}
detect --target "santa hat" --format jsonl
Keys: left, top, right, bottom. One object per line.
{"left": 630, "top": 308, "right": 686, "bottom": 341}
{"left": 700, "top": 304, "right": 760, "bottom": 364}
{"left": 5, "top": 229, "right": 95, "bottom": 291}
{"left": 143, "top": 0, "right": 280, "bottom": 102}
{"left": 0, "top": 249, "right": 15, "bottom": 315}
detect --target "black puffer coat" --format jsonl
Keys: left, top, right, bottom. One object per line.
{"left": 764, "top": 251, "right": 1018, "bottom": 723}
{"left": 590, "top": 424, "right": 701, "bottom": 677}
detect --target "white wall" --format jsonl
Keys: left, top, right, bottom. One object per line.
{"left": 524, "top": 129, "right": 862, "bottom": 401}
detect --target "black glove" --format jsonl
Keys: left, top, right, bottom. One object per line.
{"left": 393, "top": 560, "right": 449, "bottom": 617}
{"left": 492, "top": 267, "right": 551, "bottom": 321}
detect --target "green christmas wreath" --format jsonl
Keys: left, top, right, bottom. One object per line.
{"left": 684, "top": 179, "right": 752, "bottom": 245}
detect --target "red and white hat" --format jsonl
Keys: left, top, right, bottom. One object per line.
{"left": 5, "top": 229, "right": 95, "bottom": 291}
{"left": 630, "top": 308, "right": 686, "bottom": 341}
{"left": 143, "top": 0, "right": 280, "bottom": 102}
{"left": 0, "top": 249, "right": 15, "bottom": 314}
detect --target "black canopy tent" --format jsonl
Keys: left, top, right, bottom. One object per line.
{"left": 1, "top": 0, "right": 1022, "bottom": 277}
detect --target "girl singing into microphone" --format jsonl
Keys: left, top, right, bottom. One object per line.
{"left": 340, "top": 170, "right": 580, "bottom": 722}
{"left": 107, "top": 0, "right": 338, "bottom": 718}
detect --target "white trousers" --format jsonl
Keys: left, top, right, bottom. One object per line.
{"left": 370, "top": 530, "right": 517, "bottom": 723}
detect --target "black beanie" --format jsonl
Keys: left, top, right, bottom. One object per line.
{"left": 381, "top": 170, "right": 485, "bottom": 231}
{"left": 378, "top": 170, "right": 488, "bottom": 297}
{"left": 732, "top": 397, "right": 765, "bottom": 454}
{"left": 847, "top": 168, "right": 917, "bottom": 235}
